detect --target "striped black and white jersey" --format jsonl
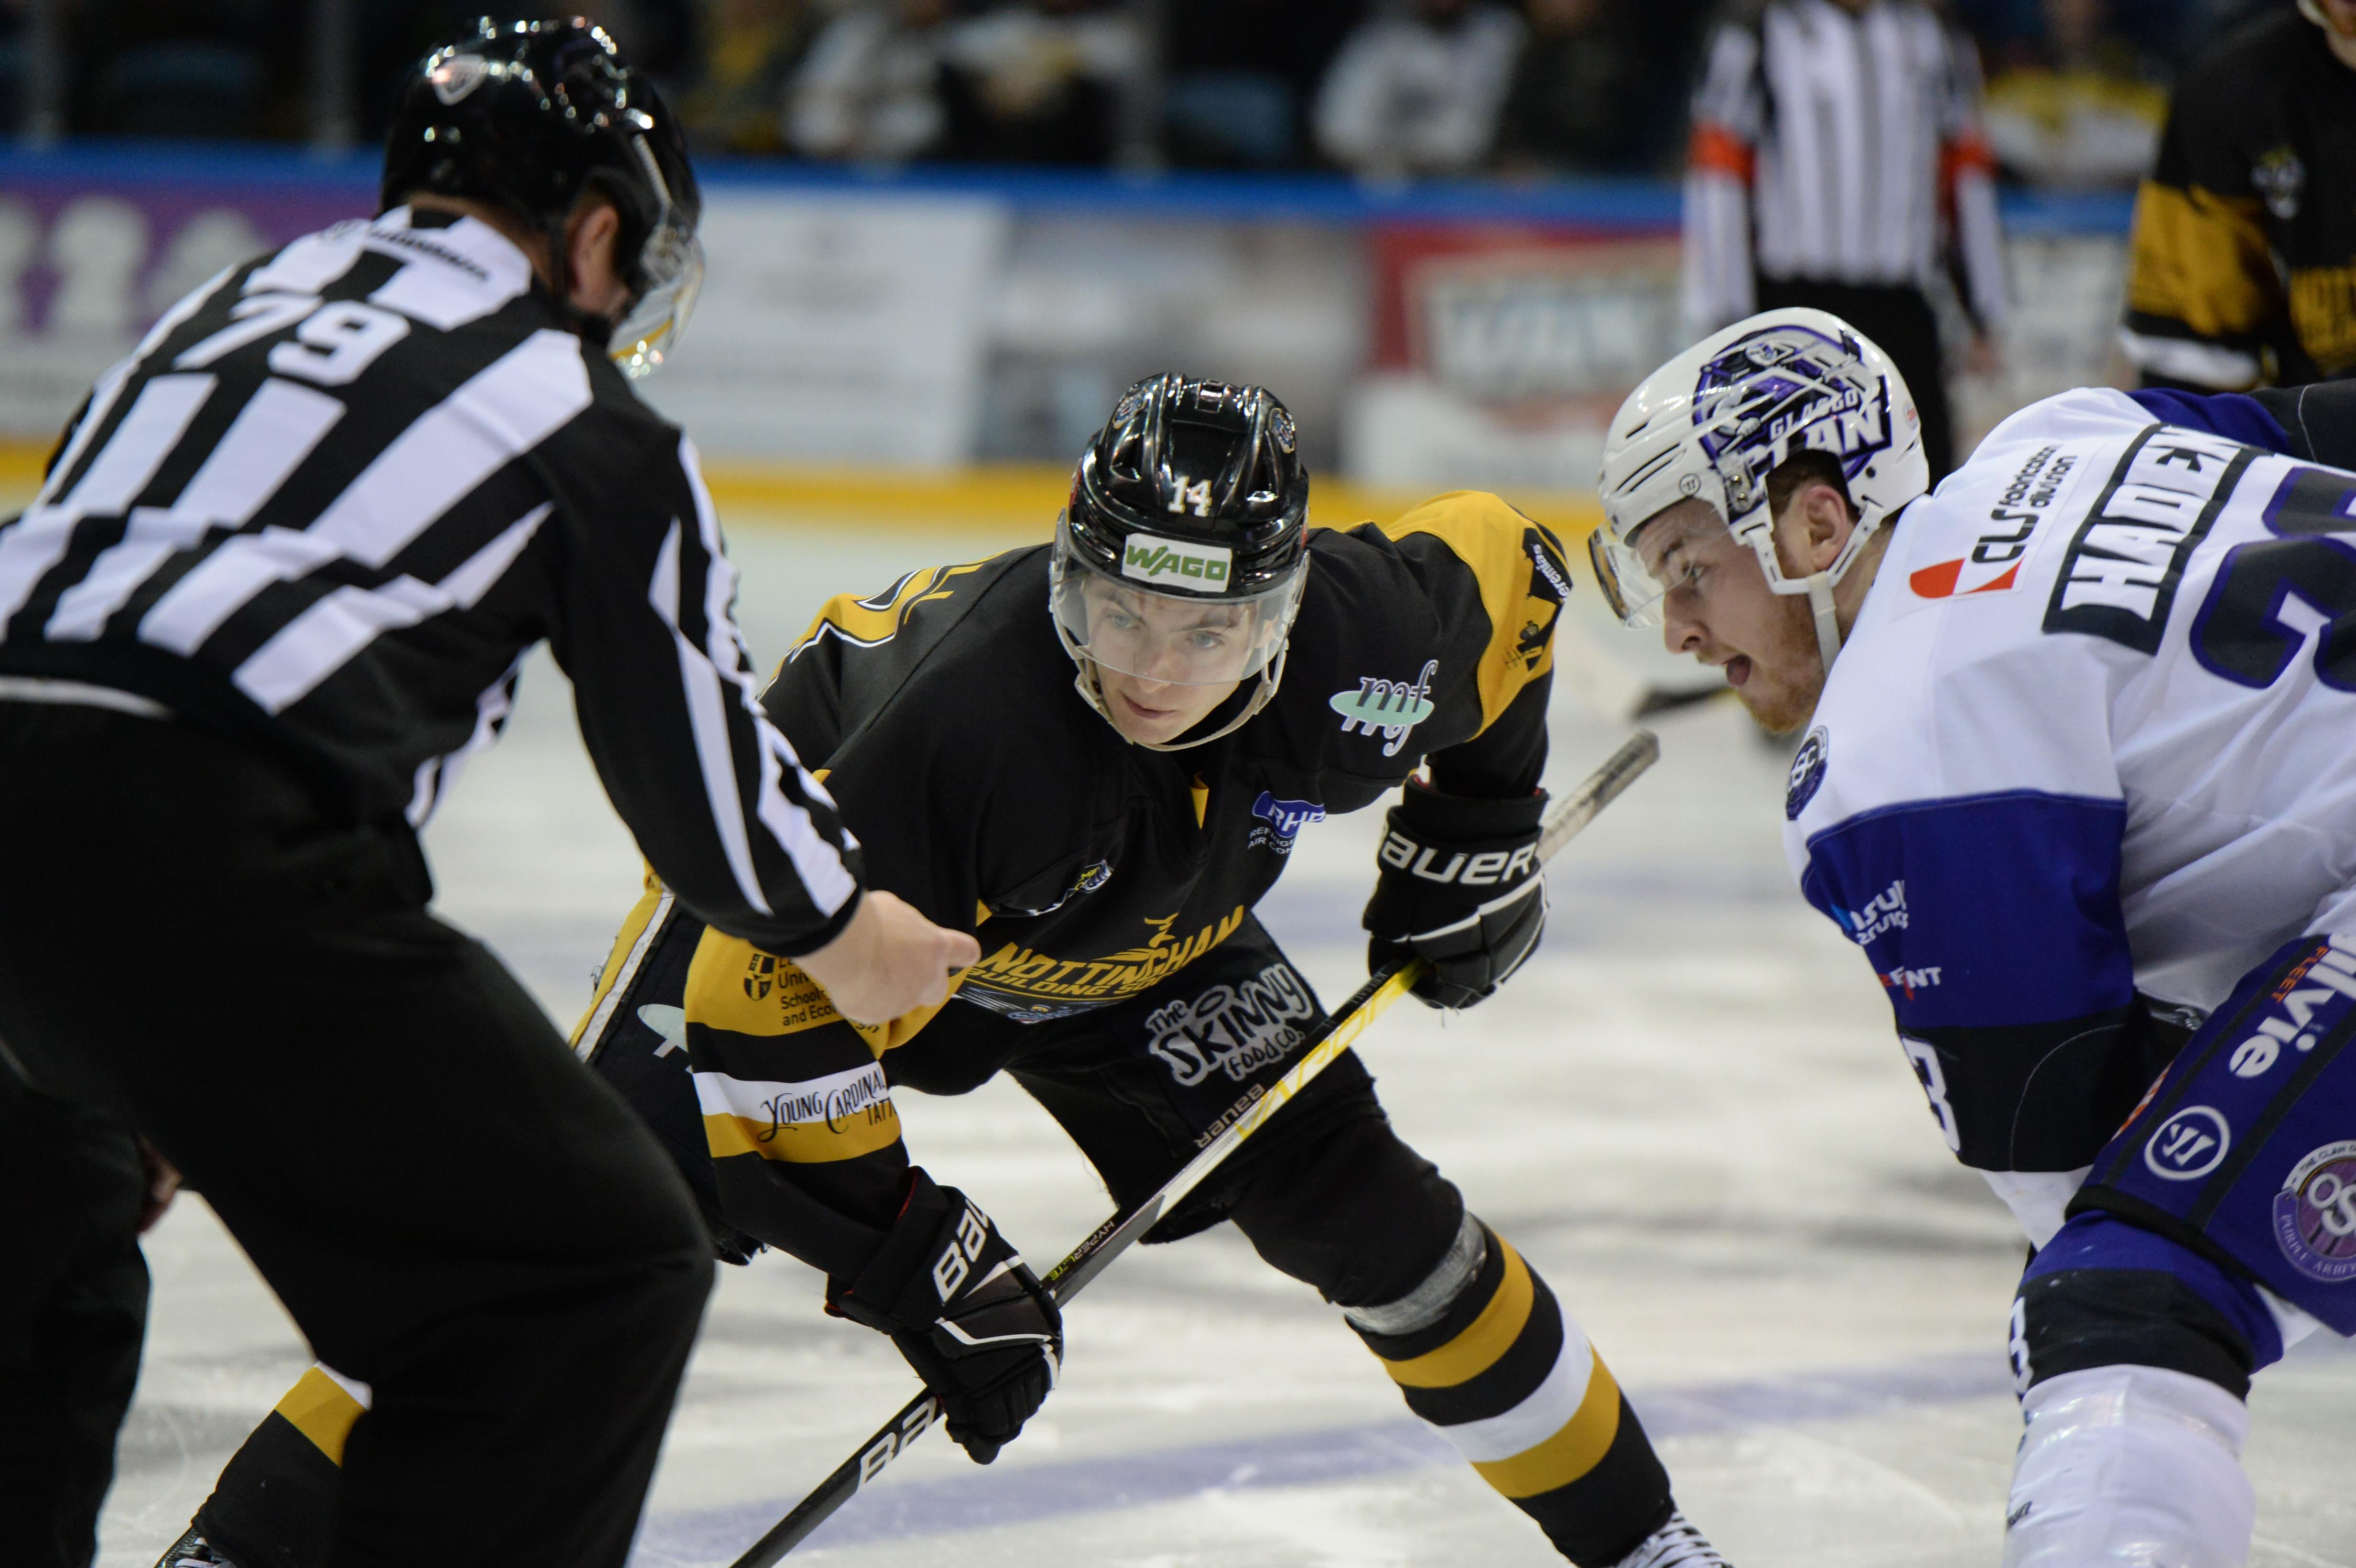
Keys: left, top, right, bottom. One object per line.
{"left": 1682, "top": 0, "right": 2007, "bottom": 335}
{"left": 0, "top": 206, "right": 863, "bottom": 957}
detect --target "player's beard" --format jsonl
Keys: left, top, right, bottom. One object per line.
{"left": 1732, "top": 587, "right": 1828, "bottom": 736}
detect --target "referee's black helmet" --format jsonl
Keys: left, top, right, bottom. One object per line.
{"left": 381, "top": 17, "right": 703, "bottom": 375}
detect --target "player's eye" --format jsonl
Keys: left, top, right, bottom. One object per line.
{"left": 1186, "top": 629, "right": 1228, "bottom": 651}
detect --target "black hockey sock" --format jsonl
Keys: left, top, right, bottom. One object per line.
{"left": 192, "top": 1367, "right": 361, "bottom": 1568}
{"left": 1353, "top": 1227, "right": 1673, "bottom": 1566}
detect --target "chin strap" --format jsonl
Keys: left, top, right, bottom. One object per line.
{"left": 1069, "top": 646, "right": 1287, "bottom": 753}
{"left": 1804, "top": 570, "right": 1843, "bottom": 675}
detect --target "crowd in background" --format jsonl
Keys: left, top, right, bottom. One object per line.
{"left": 0, "top": 0, "right": 2310, "bottom": 186}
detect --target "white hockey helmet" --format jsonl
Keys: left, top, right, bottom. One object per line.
{"left": 1588, "top": 307, "right": 1927, "bottom": 668}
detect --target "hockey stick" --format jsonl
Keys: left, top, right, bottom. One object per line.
{"left": 726, "top": 729, "right": 1661, "bottom": 1568}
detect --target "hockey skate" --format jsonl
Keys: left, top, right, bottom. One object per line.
{"left": 152, "top": 1524, "right": 234, "bottom": 1568}
{"left": 1610, "top": 1510, "right": 1733, "bottom": 1568}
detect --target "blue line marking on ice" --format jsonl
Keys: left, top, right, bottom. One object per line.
{"left": 630, "top": 1353, "right": 2012, "bottom": 1562}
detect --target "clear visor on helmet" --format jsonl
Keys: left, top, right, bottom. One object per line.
{"left": 1588, "top": 501, "right": 1754, "bottom": 630}
{"left": 1588, "top": 524, "right": 1669, "bottom": 627}
{"left": 607, "top": 137, "right": 704, "bottom": 379}
{"left": 1051, "top": 520, "right": 1305, "bottom": 686}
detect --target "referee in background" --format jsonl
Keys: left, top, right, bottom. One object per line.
{"left": 1682, "top": 0, "right": 2007, "bottom": 481}
{"left": 0, "top": 20, "right": 973, "bottom": 1568}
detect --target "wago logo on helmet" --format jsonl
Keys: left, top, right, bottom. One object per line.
{"left": 1121, "top": 533, "right": 1233, "bottom": 589}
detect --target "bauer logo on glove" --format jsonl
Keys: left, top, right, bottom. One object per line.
{"left": 1363, "top": 777, "right": 1549, "bottom": 1010}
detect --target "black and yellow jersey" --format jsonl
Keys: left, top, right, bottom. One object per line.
{"left": 2122, "top": 10, "right": 2356, "bottom": 389}
{"left": 578, "top": 490, "right": 1569, "bottom": 1275}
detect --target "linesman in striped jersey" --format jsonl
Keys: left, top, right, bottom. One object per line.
{"left": 163, "top": 375, "right": 1735, "bottom": 1568}
{"left": 1683, "top": 0, "right": 2007, "bottom": 482}
{"left": 0, "top": 21, "right": 973, "bottom": 1568}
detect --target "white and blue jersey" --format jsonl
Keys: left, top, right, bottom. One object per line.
{"left": 1785, "top": 383, "right": 2356, "bottom": 1267}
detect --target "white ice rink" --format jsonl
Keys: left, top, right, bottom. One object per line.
{"left": 94, "top": 512, "right": 2355, "bottom": 1568}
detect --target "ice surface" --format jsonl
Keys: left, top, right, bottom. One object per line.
{"left": 95, "top": 515, "right": 2356, "bottom": 1568}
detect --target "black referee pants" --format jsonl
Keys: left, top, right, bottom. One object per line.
{"left": 0, "top": 703, "right": 713, "bottom": 1568}
{"left": 1756, "top": 277, "right": 1958, "bottom": 482}
{"left": 0, "top": 1068, "right": 150, "bottom": 1568}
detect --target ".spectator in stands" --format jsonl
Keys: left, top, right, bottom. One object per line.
{"left": 1313, "top": 0, "right": 1525, "bottom": 180}
{"left": 1982, "top": 0, "right": 2169, "bottom": 187}
{"left": 681, "top": 0, "right": 818, "bottom": 155}
{"left": 940, "top": 0, "right": 1142, "bottom": 166}
{"left": 2121, "top": 0, "right": 2356, "bottom": 390}
{"left": 1683, "top": 0, "right": 2006, "bottom": 482}
{"left": 788, "top": 0, "right": 958, "bottom": 163}
{"left": 1492, "top": 0, "right": 1666, "bottom": 174}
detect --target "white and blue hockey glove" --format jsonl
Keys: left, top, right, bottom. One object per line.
{"left": 1363, "top": 779, "right": 1549, "bottom": 1010}
{"left": 826, "top": 1168, "right": 1061, "bottom": 1464}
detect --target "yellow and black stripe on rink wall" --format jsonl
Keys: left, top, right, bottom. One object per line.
{"left": 1353, "top": 1224, "right": 1673, "bottom": 1565}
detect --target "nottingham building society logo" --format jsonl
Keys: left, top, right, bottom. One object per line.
{"left": 429, "top": 53, "right": 489, "bottom": 104}
{"left": 1330, "top": 659, "right": 1438, "bottom": 757}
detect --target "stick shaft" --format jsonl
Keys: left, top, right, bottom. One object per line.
{"left": 729, "top": 730, "right": 1659, "bottom": 1567}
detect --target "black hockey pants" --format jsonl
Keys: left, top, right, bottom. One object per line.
{"left": 0, "top": 1067, "right": 150, "bottom": 1568}
{"left": 0, "top": 703, "right": 713, "bottom": 1568}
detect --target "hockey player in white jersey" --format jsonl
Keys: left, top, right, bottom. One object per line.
{"left": 1588, "top": 307, "right": 2356, "bottom": 1567}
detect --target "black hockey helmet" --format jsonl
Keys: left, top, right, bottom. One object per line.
{"left": 1063, "top": 373, "right": 1310, "bottom": 595}
{"left": 1051, "top": 375, "right": 1313, "bottom": 749}
{"left": 381, "top": 17, "right": 703, "bottom": 376}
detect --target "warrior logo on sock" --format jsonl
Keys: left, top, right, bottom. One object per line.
{"left": 1145, "top": 961, "right": 1317, "bottom": 1087}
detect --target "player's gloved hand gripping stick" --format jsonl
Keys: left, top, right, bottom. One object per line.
{"left": 727, "top": 730, "right": 1661, "bottom": 1568}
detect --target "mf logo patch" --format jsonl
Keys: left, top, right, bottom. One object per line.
{"left": 1331, "top": 659, "right": 1438, "bottom": 757}
{"left": 2144, "top": 1105, "right": 2231, "bottom": 1181}
{"left": 1122, "top": 532, "right": 1232, "bottom": 590}
{"left": 2043, "top": 425, "right": 2253, "bottom": 653}
{"left": 2273, "top": 1140, "right": 2356, "bottom": 1282}
{"left": 1248, "top": 791, "right": 1324, "bottom": 853}
{"left": 1145, "top": 961, "right": 1318, "bottom": 1087}
{"left": 1785, "top": 725, "right": 1828, "bottom": 819}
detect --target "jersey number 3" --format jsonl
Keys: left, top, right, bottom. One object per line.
{"left": 2193, "top": 466, "right": 2356, "bottom": 690}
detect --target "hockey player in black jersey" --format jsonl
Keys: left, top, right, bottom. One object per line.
{"left": 175, "top": 374, "right": 1734, "bottom": 1568}
{"left": 0, "top": 20, "right": 973, "bottom": 1568}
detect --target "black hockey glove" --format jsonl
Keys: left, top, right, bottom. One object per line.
{"left": 826, "top": 1167, "right": 1062, "bottom": 1464}
{"left": 1363, "top": 779, "right": 1548, "bottom": 1011}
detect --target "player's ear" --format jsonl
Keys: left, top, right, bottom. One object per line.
{"left": 564, "top": 195, "right": 625, "bottom": 309}
{"left": 1795, "top": 483, "right": 1853, "bottom": 572}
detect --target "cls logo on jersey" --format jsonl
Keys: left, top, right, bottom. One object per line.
{"left": 1331, "top": 659, "right": 1438, "bottom": 756}
{"left": 1122, "top": 532, "right": 1232, "bottom": 588}
{"left": 1248, "top": 791, "right": 1325, "bottom": 853}
{"left": 2227, "top": 936, "right": 2356, "bottom": 1078}
{"left": 1910, "top": 444, "right": 2081, "bottom": 598}
{"left": 2145, "top": 1105, "right": 2231, "bottom": 1181}
{"left": 1785, "top": 725, "right": 1828, "bottom": 819}
{"left": 1834, "top": 880, "right": 1907, "bottom": 945}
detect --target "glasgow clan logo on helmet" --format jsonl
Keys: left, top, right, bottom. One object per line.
{"left": 1692, "top": 323, "right": 1896, "bottom": 516}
